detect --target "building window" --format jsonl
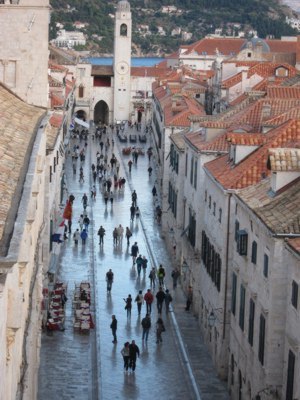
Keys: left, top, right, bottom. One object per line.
{"left": 78, "top": 85, "right": 84, "bottom": 98}
{"left": 190, "top": 157, "right": 194, "bottom": 185}
{"left": 231, "top": 273, "right": 237, "bottom": 315}
{"left": 263, "top": 254, "right": 269, "bottom": 278}
{"left": 213, "top": 202, "right": 216, "bottom": 216}
{"left": 188, "top": 209, "right": 196, "bottom": 247}
{"left": 120, "top": 23, "right": 128, "bottom": 36}
{"left": 53, "top": 157, "right": 56, "bottom": 173}
{"left": 286, "top": 350, "right": 295, "bottom": 400}
{"left": 239, "top": 284, "right": 246, "bottom": 331}
{"left": 205, "top": 190, "right": 207, "bottom": 202}
{"left": 248, "top": 299, "right": 255, "bottom": 346}
{"left": 185, "top": 154, "right": 188, "bottom": 177}
{"left": 49, "top": 166, "right": 52, "bottom": 183}
{"left": 231, "top": 354, "right": 235, "bottom": 385}
{"left": 235, "top": 220, "right": 239, "bottom": 241}
{"left": 193, "top": 159, "right": 197, "bottom": 189}
{"left": 251, "top": 241, "right": 257, "bottom": 264}
{"left": 291, "top": 281, "right": 298, "bottom": 309}
{"left": 201, "top": 231, "right": 221, "bottom": 291}
{"left": 258, "top": 314, "right": 265, "bottom": 365}
{"left": 218, "top": 208, "right": 222, "bottom": 223}
{"left": 237, "top": 230, "right": 248, "bottom": 256}
{"left": 208, "top": 196, "right": 211, "bottom": 209}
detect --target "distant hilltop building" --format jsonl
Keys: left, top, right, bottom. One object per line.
{"left": 286, "top": 16, "right": 300, "bottom": 31}
{"left": 52, "top": 29, "right": 86, "bottom": 48}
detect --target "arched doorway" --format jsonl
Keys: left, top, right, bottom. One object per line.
{"left": 76, "top": 109, "right": 87, "bottom": 121}
{"left": 94, "top": 100, "right": 109, "bottom": 125}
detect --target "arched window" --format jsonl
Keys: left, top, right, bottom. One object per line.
{"left": 78, "top": 85, "right": 84, "bottom": 98}
{"left": 120, "top": 23, "right": 127, "bottom": 36}
{"left": 231, "top": 354, "right": 235, "bottom": 385}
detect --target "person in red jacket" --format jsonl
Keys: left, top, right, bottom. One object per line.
{"left": 144, "top": 289, "right": 154, "bottom": 314}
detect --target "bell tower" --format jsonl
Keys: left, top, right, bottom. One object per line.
{"left": 113, "top": 0, "right": 132, "bottom": 122}
{"left": 0, "top": 0, "right": 50, "bottom": 107}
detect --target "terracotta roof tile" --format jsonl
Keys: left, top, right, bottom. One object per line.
{"left": 131, "top": 66, "right": 170, "bottom": 78}
{"left": 222, "top": 72, "right": 242, "bottom": 89}
{"left": 49, "top": 113, "right": 63, "bottom": 128}
{"left": 267, "top": 86, "right": 300, "bottom": 99}
{"left": 50, "top": 93, "right": 64, "bottom": 108}
{"left": 185, "top": 130, "right": 229, "bottom": 153}
{"left": 227, "top": 133, "right": 266, "bottom": 146}
{"left": 268, "top": 148, "right": 300, "bottom": 171}
{"left": 264, "top": 106, "right": 300, "bottom": 126}
{"left": 205, "top": 119, "right": 300, "bottom": 189}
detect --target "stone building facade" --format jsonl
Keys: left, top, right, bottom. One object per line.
{"left": 0, "top": 0, "right": 49, "bottom": 107}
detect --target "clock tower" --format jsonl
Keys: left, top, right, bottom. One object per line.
{"left": 113, "top": 0, "right": 132, "bottom": 122}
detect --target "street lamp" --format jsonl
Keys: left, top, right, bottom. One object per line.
{"left": 182, "top": 260, "right": 189, "bottom": 275}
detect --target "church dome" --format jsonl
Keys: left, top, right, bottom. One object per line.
{"left": 240, "top": 37, "right": 270, "bottom": 53}
{"left": 117, "top": 0, "right": 130, "bottom": 12}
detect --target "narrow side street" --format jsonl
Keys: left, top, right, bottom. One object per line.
{"left": 38, "top": 125, "right": 229, "bottom": 400}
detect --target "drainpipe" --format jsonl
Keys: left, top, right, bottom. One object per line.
{"left": 222, "top": 192, "right": 232, "bottom": 339}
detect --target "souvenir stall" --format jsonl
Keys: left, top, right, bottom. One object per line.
{"left": 46, "top": 282, "right": 68, "bottom": 331}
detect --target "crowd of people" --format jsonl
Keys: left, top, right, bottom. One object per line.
{"left": 65, "top": 121, "right": 193, "bottom": 374}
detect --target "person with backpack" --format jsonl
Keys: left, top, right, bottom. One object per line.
{"left": 124, "top": 294, "right": 132, "bottom": 318}
{"left": 131, "top": 190, "right": 137, "bottom": 206}
{"left": 80, "top": 228, "right": 88, "bottom": 245}
{"left": 149, "top": 267, "right": 156, "bottom": 288}
{"left": 164, "top": 289, "right": 173, "bottom": 313}
{"left": 157, "top": 264, "right": 166, "bottom": 286}
{"left": 141, "top": 314, "right": 151, "bottom": 341}
{"left": 135, "top": 290, "right": 144, "bottom": 315}
{"left": 136, "top": 254, "right": 143, "bottom": 275}
{"left": 144, "top": 289, "right": 154, "bottom": 314}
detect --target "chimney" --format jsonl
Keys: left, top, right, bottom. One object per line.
{"left": 296, "top": 36, "right": 300, "bottom": 70}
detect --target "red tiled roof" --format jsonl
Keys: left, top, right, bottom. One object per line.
{"left": 51, "top": 93, "right": 64, "bottom": 108}
{"left": 267, "top": 86, "right": 300, "bottom": 99}
{"left": 164, "top": 96, "right": 205, "bottom": 127}
{"left": 131, "top": 66, "right": 170, "bottom": 78}
{"left": 229, "top": 93, "right": 248, "bottom": 106}
{"left": 247, "top": 63, "right": 297, "bottom": 79}
{"left": 49, "top": 113, "right": 63, "bottom": 128}
{"left": 264, "top": 106, "right": 300, "bottom": 126}
{"left": 204, "top": 119, "right": 300, "bottom": 189}
{"left": 227, "top": 132, "right": 266, "bottom": 146}
{"left": 222, "top": 72, "right": 243, "bottom": 89}
{"left": 49, "top": 61, "right": 68, "bottom": 72}
{"left": 185, "top": 130, "right": 229, "bottom": 152}
{"left": 182, "top": 37, "right": 298, "bottom": 57}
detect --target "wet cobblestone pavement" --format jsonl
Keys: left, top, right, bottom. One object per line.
{"left": 38, "top": 125, "right": 230, "bottom": 400}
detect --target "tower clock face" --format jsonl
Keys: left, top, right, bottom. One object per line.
{"left": 116, "top": 61, "right": 129, "bottom": 75}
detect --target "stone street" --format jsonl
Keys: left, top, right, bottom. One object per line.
{"left": 38, "top": 124, "right": 230, "bottom": 400}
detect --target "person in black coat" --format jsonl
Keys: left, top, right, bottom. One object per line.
{"left": 131, "top": 242, "right": 139, "bottom": 264}
{"left": 129, "top": 340, "right": 140, "bottom": 371}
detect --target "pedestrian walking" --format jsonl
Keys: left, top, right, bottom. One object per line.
{"left": 124, "top": 294, "right": 132, "bottom": 318}
{"left": 83, "top": 215, "right": 90, "bottom": 232}
{"left": 121, "top": 342, "right": 130, "bottom": 372}
{"left": 110, "top": 315, "right": 117, "bottom": 343}
{"left": 147, "top": 166, "right": 152, "bottom": 176}
{"left": 131, "top": 242, "right": 139, "bottom": 264}
{"left": 80, "top": 228, "right": 88, "bottom": 245}
{"left": 73, "top": 229, "right": 80, "bottom": 245}
{"left": 109, "top": 191, "right": 114, "bottom": 206}
{"left": 129, "top": 340, "right": 140, "bottom": 372}
{"left": 104, "top": 190, "right": 109, "bottom": 206}
{"left": 164, "top": 289, "right": 173, "bottom": 313}
{"left": 117, "top": 224, "right": 124, "bottom": 244}
{"left": 144, "top": 289, "right": 154, "bottom": 314}
{"left": 156, "top": 287, "right": 165, "bottom": 314}
{"left": 135, "top": 206, "right": 140, "bottom": 218}
{"left": 142, "top": 256, "right": 148, "bottom": 274}
{"left": 135, "top": 290, "right": 144, "bottom": 315}
{"left": 78, "top": 214, "right": 84, "bottom": 231}
{"left": 130, "top": 203, "right": 136, "bottom": 221}
{"left": 106, "top": 269, "right": 114, "bottom": 292}
{"left": 131, "top": 190, "right": 137, "bottom": 206}
{"left": 185, "top": 286, "right": 193, "bottom": 311}
{"left": 149, "top": 267, "right": 156, "bottom": 288}
{"left": 152, "top": 185, "right": 157, "bottom": 197}
{"left": 113, "top": 228, "right": 118, "bottom": 246}
{"left": 156, "top": 317, "right": 165, "bottom": 344}
{"left": 141, "top": 314, "right": 151, "bottom": 341}
{"left": 147, "top": 147, "right": 153, "bottom": 161}
{"left": 97, "top": 225, "right": 105, "bottom": 245}
{"left": 157, "top": 264, "right": 166, "bottom": 286}
{"left": 171, "top": 268, "right": 180, "bottom": 289}
{"left": 125, "top": 227, "right": 132, "bottom": 245}
{"left": 128, "top": 159, "right": 133, "bottom": 172}
{"left": 136, "top": 254, "right": 143, "bottom": 275}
